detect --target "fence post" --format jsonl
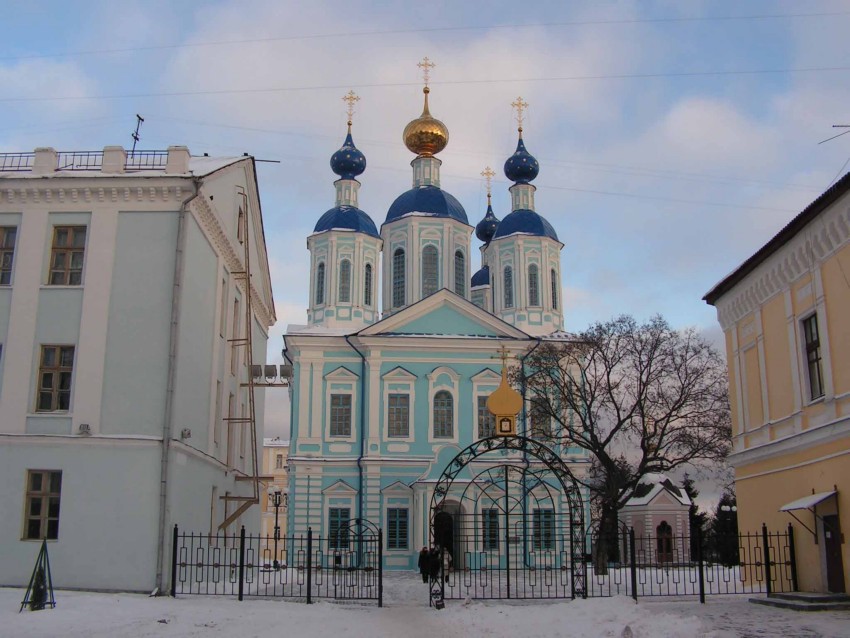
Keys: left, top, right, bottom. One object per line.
{"left": 170, "top": 524, "right": 178, "bottom": 597}
{"left": 787, "top": 523, "right": 798, "bottom": 592}
{"left": 378, "top": 529, "right": 383, "bottom": 608}
{"left": 629, "top": 527, "right": 637, "bottom": 603}
{"left": 696, "top": 524, "right": 705, "bottom": 604}
{"left": 238, "top": 526, "right": 246, "bottom": 602}
{"left": 761, "top": 523, "right": 772, "bottom": 596}
{"left": 306, "top": 527, "right": 313, "bottom": 604}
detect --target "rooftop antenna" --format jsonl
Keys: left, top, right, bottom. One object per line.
{"left": 818, "top": 124, "right": 850, "bottom": 145}
{"left": 130, "top": 114, "right": 144, "bottom": 156}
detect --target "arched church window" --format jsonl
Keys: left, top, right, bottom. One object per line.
{"left": 315, "top": 262, "right": 326, "bottom": 305}
{"left": 454, "top": 250, "right": 465, "bottom": 297}
{"left": 656, "top": 521, "right": 673, "bottom": 563}
{"left": 339, "top": 259, "right": 351, "bottom": 303}
{"left": 528, "top": 264, "right": 540, "bottom": 306}
{"left": 551, "top": 269, "right": 558, "bottom": 310}
{"left": 422, "top": 245, "right": 438, "bottom": 297}
{"left": 503, "top": 266, "right": 514, "bottom": 308}
{"left": 433, "top": 390, "right": 453, "bottom": 438}
{"left": 364, "top": 264, "right": 373, "bottom": 306}
{"left": 392, "top": 249, "right": 405, "bottom": 308}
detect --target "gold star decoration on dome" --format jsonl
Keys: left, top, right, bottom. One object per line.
{"left": 511, "top": 96, "right": 529, "bottom": 132}
{"left": 417, "top": 56, "right": 436, "bottom": 87}
{"left": 342, "top": 90, "right": 360, "bottom": 125}
{"left": 481, "top": 166, "right": 495, "bottom": 199}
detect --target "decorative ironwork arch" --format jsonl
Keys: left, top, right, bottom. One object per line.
{"left": 428, "top": 435, "right": 587, "bottom": 603}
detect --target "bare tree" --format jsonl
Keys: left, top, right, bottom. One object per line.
{"left": 516, "top": 315, "right": 731, "bottom": 572}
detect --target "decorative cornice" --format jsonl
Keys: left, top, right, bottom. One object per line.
{"left": 712, "top": 200, "right": 850, "bottom": 330}
{"left": 190, "top": 195, "right": 275, "bottom": 328}
{"left": 1, "top": 183, "right": 188, "bottom": 206}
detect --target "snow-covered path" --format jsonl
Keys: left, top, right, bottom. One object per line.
{"left": 3, "top": 573, "right": 849, "bottom": 637}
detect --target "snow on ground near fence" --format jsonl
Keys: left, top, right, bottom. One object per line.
{"left": 4, "top": 573, "right": 850, "bottom": 638}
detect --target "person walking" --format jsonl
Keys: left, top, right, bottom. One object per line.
{"left": 442, "top": 547, "right": 453, "bottom": 583}
{"left": 418, "top": 546, "right": 429, "bottom": 583}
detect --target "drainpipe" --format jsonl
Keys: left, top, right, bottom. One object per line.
{"left": 155, "top": 179, "right": 200, "bottom": 593}
{"left": 344, "top": 335, "right": 367, "bottom": 523}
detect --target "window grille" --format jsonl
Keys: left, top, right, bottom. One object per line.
{"left": 551, "top": 269, "right": 558, "bottom": 310}
{"left": 422, "top": 245, "right": 438, "bottom": 297}
{"left": 392, "top": 249, "right": 405, "bottom": 308}
{"left": 387, "top": 508, "right": 409, "bottom": 550}
{"left": 533, "top": 509, "right": 555, "bottom": 550}
{"left": 503, "top": 266, "right": 514, "bottom": 308}
{"left": 330, "top": 394, "right": 352, "bottom": 437}
{"left": 388, "top": 394, "right": 409, "bottom": 437}
{"left": 48, "top": 226, "right": 86, "bottom": 286}
{"left": 37, "top": 346, "right": 74, "bottom": 412}
{"left": 315, "top": 262, "right": 325, "bottom": 305}
{"left": 329, "top": 507, "right": 351, "bottom": 550}
{"left": 433, "top": 390, "right": 453, "bottom": 438}
{"left": 482, "top": 508, "right": 499, "bottom": 550}
{"left": 454, "top": 250, "right": 465, "bottom": 297}
{"left": 478, "top": 395, "right": 495, "bottom": 438}
{"left": 528, "top": 264, "right": 540, "bottom": 306}
{"left": 0, "top": 226, "right": 16, "bottom": 285}
{"left": 339, "top": 259, "right": 351, "bottom": 303}
{"left": 24, "top": 470, "right": 62, "bottom": 540}
{"left": 364, "top": 264, "right": 373, "bottom": 306}
{"left": 803, "top": 314, "right": 824, "bottom": 400}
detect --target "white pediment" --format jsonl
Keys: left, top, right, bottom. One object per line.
{"left": 322, "top": 479, "right": 357, "bottom": 495}
{"left": 324, "top": 366, "right": 360, "bottom": 381}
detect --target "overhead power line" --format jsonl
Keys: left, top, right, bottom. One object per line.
{"left": 2, "top": 10, "right": 848, "bottom": 62}
{"left": 2, "top": 65, "right": 848, "bottom": 104}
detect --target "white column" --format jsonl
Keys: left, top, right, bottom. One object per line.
{"left": 73, "top": 207, "right": 119, "bottom": 434}
{"left": 0, "top": 208, "right": 49, "bottom": 433}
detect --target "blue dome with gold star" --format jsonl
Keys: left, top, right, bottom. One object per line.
{"left": 330, "top": 130, "right": 366, "bottom": 180}
{"left": 385, "top": 185, "right": 468, "bottom": 225}
{"left": 504, "top": 136, "right": 539, "bottom": 184}
{"left": 314, "top": 205, "right": 379, "bottom": 238}
{"left": 492, "top": 209, "right": 558, "bottom": 241}
{"left": 475, "top": 201, "right": 500, "bottom": 243}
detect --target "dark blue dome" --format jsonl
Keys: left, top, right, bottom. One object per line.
{"left": 314, "top": 205, "right": 379, "bottom": 238}
{"left": 330, "top": 130, "right": 366, "bottom": 180}
{"left": 503, "top": 136, "right": 539, "bottom": 184}
{"left": 471, "top": 265, "right": 490, "bottom": 287}
{"left": 475, "top": 202, "right": 500, "bottom": 243}
{"left": 384, "top": 185, "right": 468, "bottom": 225}
{"left": 492, "top": 209, "right": 558, "bottom": 241}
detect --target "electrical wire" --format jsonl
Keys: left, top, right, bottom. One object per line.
{"left": 2, "top": 10, "right": 848, "bottom": 62}
{"left": 2, "top": 66, "right": 848, "bottom": 103}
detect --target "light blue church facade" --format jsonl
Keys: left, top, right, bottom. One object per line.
{"left": 284, "top": 86, "right": 589, "bottom": 569}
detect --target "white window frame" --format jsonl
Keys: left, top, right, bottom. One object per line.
{"left": 382, "top": 367, "right": 417, "bottom": 442}
{"left": 427, "top": 366, "right": 459, "bottom": 444}
{"left": 324, "top": 367, "right": 359, "bottom": 443}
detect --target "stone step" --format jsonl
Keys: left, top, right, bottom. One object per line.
{"left": 750, "top": 594, "right": 850, "bottom": 612}
{"left": 769, "top": 592, "right": 850, "bottom": 604}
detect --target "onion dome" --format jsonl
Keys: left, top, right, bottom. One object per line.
{"left": 330, "top": 126, "right": 366, "bottom": 180}
{"left": 471, "top": 265, "right": 490, "bottom": 287}
{"left": 503, "top": 134, "right": 539, "bottom": 184}
{"left": 385, "top": 185, "right": 468, "bottom": 225}
{"left": 314, "top": 205, "right": 379, "bottom": 238}
{"left": 403, "top": 87, "right": 449, "bottom": 157}
{"left": 492, "top": 209, "right": 558, "bottom": 241}
{"left": 486, "top": 365, "right": 523, "bottom": 417}
{"left": 475, "top": 200, "right": 500, "bottom": 243}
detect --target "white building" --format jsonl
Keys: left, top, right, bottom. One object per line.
{"left": 0, "top": 146, "right": 275, "bottom": 592}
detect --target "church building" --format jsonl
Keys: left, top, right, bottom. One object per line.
{"left": 284, "top": 70, "right": 589, "bottom": 569}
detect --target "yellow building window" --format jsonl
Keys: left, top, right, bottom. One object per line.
{"left": 803, "top": 314, "right": 824, "bottom": 400}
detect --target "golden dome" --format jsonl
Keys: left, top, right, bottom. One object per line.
{"left": 486, "top": 366, "right": 523, "bottom": 417}
{"left": 403, "top": 87, "right": 449, "bottom": 157}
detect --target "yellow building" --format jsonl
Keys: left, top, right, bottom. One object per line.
{"left": 704, "top": 174, "right": 850, "bottom": 594}
{"left": 261, "top": 437, "right": 290, "bottom": 553}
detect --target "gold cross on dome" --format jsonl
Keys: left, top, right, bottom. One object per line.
{"left": 417, "top": 56, "right": 436, "bottom": 87}
{"left": 490, "top": 344, "right": 513, "bottom": 368}
{"left": 511, "top": 96, "right": 529, "bottom": 131}
{"left": 342, "top": 90, "right": 360, "bottom": 124}
{"left": 481, "top": 166, "right": 495, "bottom": 196}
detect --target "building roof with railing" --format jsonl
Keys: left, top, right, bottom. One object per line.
{"left": 0, "top": 146, "right": 246, "bottom": 178}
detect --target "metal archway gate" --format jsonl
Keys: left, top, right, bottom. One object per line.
{"left": 429, "top": 436, "right": 586, "bottom": 604}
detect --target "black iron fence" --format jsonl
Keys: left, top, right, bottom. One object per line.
{"left": 586, "top": 523, "right": 797, "bottom": 601}
{"left": 170, "top": 525, "right": 383, "bottom": 606}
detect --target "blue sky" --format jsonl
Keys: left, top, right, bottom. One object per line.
{"left": 3, "top": 0, "right": 850, "bottom": 440}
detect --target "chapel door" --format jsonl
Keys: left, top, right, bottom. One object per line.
{"left": 656, "top": 521, "right": 673, "bottom": 563}
{"left": 823, "top": 515, "right": 846, "bottom": 593}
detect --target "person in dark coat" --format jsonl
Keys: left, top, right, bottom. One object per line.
{"left": 418, "top": 547, "right": 429, "bottom": 583}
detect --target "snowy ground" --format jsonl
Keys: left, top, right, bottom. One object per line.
{"left": 4, "top": 573, "right": 849, "bottom": 638}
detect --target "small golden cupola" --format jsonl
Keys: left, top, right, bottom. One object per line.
{"left": 402, "top": 57, "right": 449, "bottom": 157}
{"left": 486, "top": 347, "right": 523, "bottom": 436}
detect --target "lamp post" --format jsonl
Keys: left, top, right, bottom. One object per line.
{"left": 268, "top": 487, "right": 286, "bottom": 570}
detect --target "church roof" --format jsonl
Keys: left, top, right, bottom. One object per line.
{"left": 313, "top": 205, "right": 379, "bottom": 238}
{"left": 384, "top": 185, "right": 469, "bottom": 226}
{"left": 625, "top": 474, "right": 691, "bottom": 507}
{"left": 471, "top": 265, "right": 490, "bottom": 287}
{"left": 492, "top": 208, "right": 559, "bottom": 241}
